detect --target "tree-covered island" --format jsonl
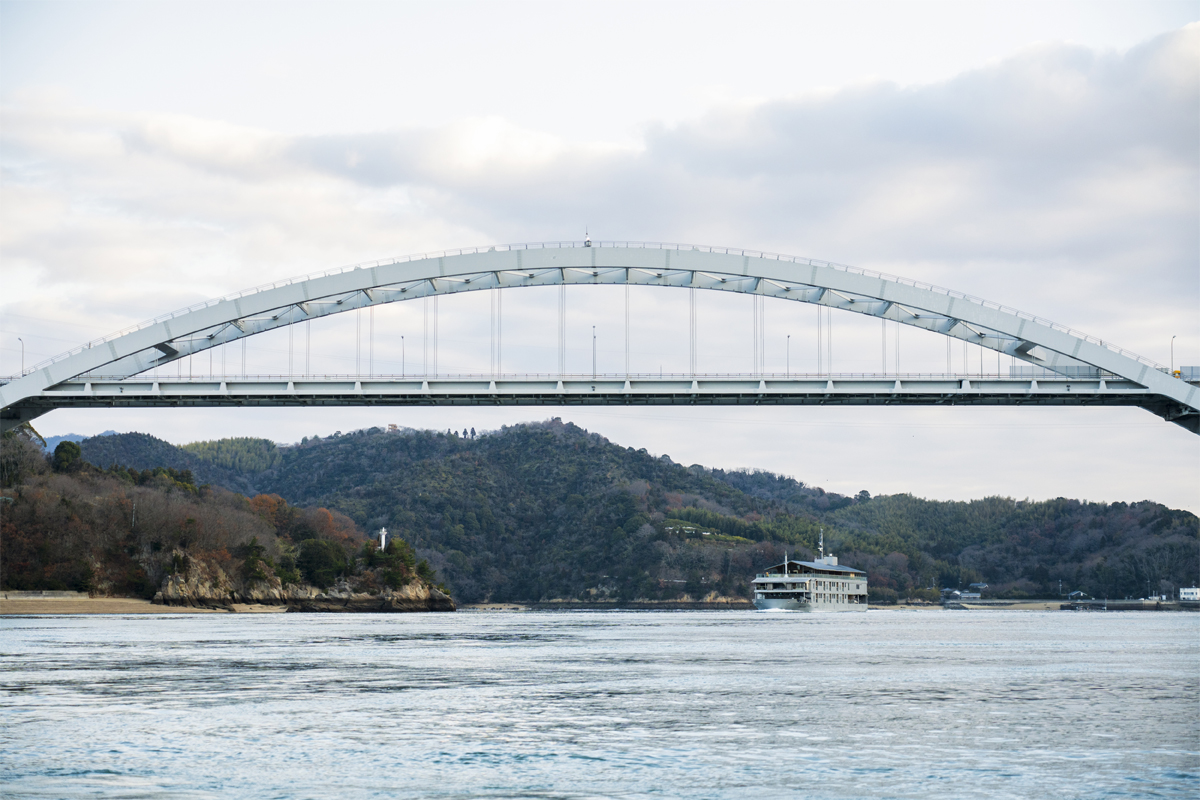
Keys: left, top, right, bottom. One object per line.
{"left": 2, "top": 418, "right": 1196, "bottom": 608}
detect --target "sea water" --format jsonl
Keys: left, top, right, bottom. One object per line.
{"left": 1, "top": 611, "right": 1196, "bottom": 799}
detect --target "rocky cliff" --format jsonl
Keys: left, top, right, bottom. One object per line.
{"left": 152, "top": 553, "right": 455, "bottom": 612}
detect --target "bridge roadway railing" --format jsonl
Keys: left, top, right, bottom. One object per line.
{"left": 12, "top": 372, "right": 1196, "bottom": 418}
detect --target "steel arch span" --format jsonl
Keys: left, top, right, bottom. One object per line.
{"left": 3, "top": 242, "right": 1197, "bottom": 433}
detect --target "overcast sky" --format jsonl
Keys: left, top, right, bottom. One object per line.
{"left": 2, "top": 0, "right": 1198, "bottom": 511}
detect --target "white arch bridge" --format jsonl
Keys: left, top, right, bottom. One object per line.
{"left": 3, "top": 242, "right": 1197, "bottom": 434}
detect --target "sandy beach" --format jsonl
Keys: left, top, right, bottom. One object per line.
{"left": 1, "top": 594, "right": 289, "bottom": 615}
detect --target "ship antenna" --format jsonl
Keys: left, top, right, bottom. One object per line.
{"left": 819, "top": 528, "right": 824, "bottom": 560}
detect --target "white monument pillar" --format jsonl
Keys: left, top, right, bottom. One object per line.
{"left": 378, "top": 527, "right": 388, "bottom": 550}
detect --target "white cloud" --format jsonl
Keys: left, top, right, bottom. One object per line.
{"left": 2, "top": 23, "right": 1197, "bottom": 511}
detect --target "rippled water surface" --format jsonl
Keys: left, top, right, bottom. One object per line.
{"left": 2, "top": 611, "right": 1197, "bottom": 799}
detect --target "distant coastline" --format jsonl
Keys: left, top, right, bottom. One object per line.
{"left": 8, "top": 593, "right": 1193, "bottom": 615}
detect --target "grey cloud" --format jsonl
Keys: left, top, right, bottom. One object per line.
{"left": 278, "top": 27, "right": 1196, "bottom": 278}
{"left": 3, "top": 27, "right": 1195, "bottom": 368}
{"left": 287, "top": 130, "right": 428, "bottom": 188}
{"left": 3, "top": 27, "right": 1197, "bottom": 514}
{"left": 652, "top": 33, "right": 1195, "bottom": 173}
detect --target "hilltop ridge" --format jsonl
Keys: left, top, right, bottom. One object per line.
{"left": 72, "top": 420, "right": 1200, "bottom": 605}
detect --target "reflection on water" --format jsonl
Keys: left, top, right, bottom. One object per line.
{"left": 2, "top": 611, "right": 1197, "bottom": 799}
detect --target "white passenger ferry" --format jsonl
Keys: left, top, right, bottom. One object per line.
{"left": 752, "top": 536, "right": 867, "bottom": 612}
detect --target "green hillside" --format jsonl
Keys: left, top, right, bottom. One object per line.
{"left": 254, "top": 420, "right": 1198, "bottom": 604}
{"left": 32, "top": 421, "right": 1200, "bottom": 604}
{"left": 80, "top": 432, "right": 257, "bottom": 494}
{"left": 180, "top": 437, "right": 281, "bottom": 473}
{"left": 1, "top": 425, "right": 443, "bottom": 603}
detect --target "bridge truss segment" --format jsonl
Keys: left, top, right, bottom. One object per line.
{"left": 2, "top": 243, "right": 1197, "bottom": 433}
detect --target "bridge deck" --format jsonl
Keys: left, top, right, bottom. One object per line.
{"left": 8, "top": 373, "right": 1190, "bottom": 409}
{"left": 5, "top": 373, "right": 1197, "bottom": 432}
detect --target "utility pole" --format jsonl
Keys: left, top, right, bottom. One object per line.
{"left": 1171, "top": 335, "right": 1176, "bottom": 374}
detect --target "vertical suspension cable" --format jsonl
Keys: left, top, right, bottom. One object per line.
{"left": 490, "top": 287, "right": 496, "bottom": 377}
{"left": 306, "top": 319, "right": 311, "bottom": 376}
{"left": 289, "top": 322, "right": 293, "bottom": 375}
{"left": 882, "top": 318, "right": 887, "bottom": 374}
{"left": 753, "top": 294, "right": 765, "bottom": 375}
{"left": 817, "top": 305, "right": 823, "bottom": 376}
{"left": 827, "top": 305, "right": 833, "bottom": 375}
{"left": 356, "top": 308, "right": 361, "bottom": 375}
{"left": 221, "top": 340, "right": 225, "bottom": 377}
{"left": 490, "top": 287, "right": 503, "bottom": 377}
{"left": 497, "top": 288, "right": 502, "bottom": 375}
{"left": 423, "top": 296, "right": 429, "bottom": 377}
{"left": 624, "top": 282, "right": 630, "bottom": 376}
{"left": 895, "top": 319, "right": 900, "bottom": 375}
{"left": 752, "top": 294, "right": 758, "bottom": 376}
{"left": 689, "top": 287, "right": 696, "bottom": 375}
{"left": 432, "top": 295, "right": 438, "bottom": 376}
{"left": 946, "top": 335, "right": 951, "bottom": 374}
{"left": 558, "top": 283, "right": 566, "bottom": 376}
{"left": 209, "top": 346, "right": 213, "bottom": 379}
{"left": 962, "top": 340, "right": 967, "bottom": 374}
{"left": 369, "top": 306, "right": 374, "bottom": 377}
{"left": 759, "top": 295, "right": 766, "bottom": 375}
{"left": 241, "top": 338, "right": 246, "bottom": 377}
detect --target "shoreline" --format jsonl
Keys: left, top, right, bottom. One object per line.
{"left": 7, "top": 595, "right": 1169, "bottom": 615}
{"left": 1, "top": 594, "right": 292, "bottom": 615}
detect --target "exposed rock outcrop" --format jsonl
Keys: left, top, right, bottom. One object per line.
{"left": 283, "top": 579, "right": 455, "bottom": 612}
{"left": 152, "top": 554, "right": 454, "bottom": 612}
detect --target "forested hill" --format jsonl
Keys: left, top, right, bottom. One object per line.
{"left": 73, "top": 422, "right": 1198, "bottom": 604}
{"left": 81, "top": 433, "right": 274, "bottom": 495}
